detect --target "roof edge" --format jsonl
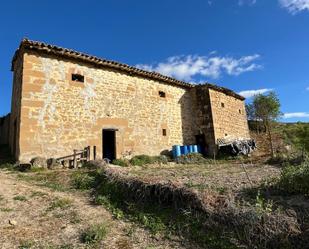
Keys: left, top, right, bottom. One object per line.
{"left": 197, "top": 83, "right": 245, "bottom": 101}
{"left": 12, "top": 38, "right": 194, "bottom": 89}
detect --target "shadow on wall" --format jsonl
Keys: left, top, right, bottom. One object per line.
{"left": 178, "top": 89, "right": 200, "bottom": 147}
{"left": 0, "top": 113, "right": 10, "bottom": 146}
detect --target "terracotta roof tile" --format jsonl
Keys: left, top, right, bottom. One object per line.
{"left": 12, "top": 39, "right": 245, "bottom": 100}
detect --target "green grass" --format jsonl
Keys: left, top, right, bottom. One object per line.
{"left": 0, "top": 207, "right": 13, "bottom": 212}
{"left": 277, "top": 160, "right": 309, "bottom": 195}
{"left": 30, "top": 191, "right": 47, "bottom": 198}
{"left": 17, "top": 172, "right": 69, "bottom": 192}
{"left": 80, "top": 222, "right": 109, "bottom": 244}
{"left": 71, "top": 170, "right": 96, "bottom": 190}
{"left": 18, "top": 240, "right": 34, "bottom": 249}
{"left": 91, "top": 171, "right": 236, "bottom": 248}
{"left": 47, "top": 197, "right": 73, "bottom": 211}
{"left": 13, "top": 195, "right": 27, "bottom": 201}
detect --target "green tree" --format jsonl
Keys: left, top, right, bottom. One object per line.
{"left": 250, "top": 92, "right": 281, "bottom": 157}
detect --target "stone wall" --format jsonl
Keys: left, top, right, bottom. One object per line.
{"left": 208, "top": 88, "right": 250, "bottom": 141}
{"left": 9, "top": 53, "right": 23, "bottom": 158}
{"left": 17, "top": 51, "right": 197, "bottom": 162}
{"left": 0, "top": 114, "right": 10, "bottom": 145}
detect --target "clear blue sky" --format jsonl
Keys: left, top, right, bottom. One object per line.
{"left": 1, "top": 0, "right": 309, "bottom": 122}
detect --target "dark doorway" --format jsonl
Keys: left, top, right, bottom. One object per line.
{"left": 195, "top": 134, "right": 206, "bottom": 156}
{"left": 102, "top": 129, "right": 116, "bottom": 161}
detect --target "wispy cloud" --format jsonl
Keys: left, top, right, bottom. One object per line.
{"left": 136, "top": 54, "right": 261, "bottom": 82}
{"left": 306, "top": 86, "right": 309, "bottom": 90}
{"left": 283, "top": 112, "right": 309, "bottom": 118}
{"left": 238, "top": 88, "right": 273, "bottom": 98}
{"left": 238, "top": 0, "right": 257, "bottom": 6}
{"left": 279, "top": 0, "right": 309, "bottom": 14}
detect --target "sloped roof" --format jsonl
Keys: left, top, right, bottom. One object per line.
{"left": 12, "top": 39, "right": 245, "bottom": 100}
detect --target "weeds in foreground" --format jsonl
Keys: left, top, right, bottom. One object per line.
{"left": 80, "top": 222, "right": 109, "bottom": 244}
{"left": 18, "top": 240, "right": 34, "bottom": 249}
{"left": 0, "top": 207, "right": 13, "bottom": 212}
{"left": 13, "top": 195, "right": 27, "bottom": 201}
{"left": 47, "top": 197, "right": 72, "bottom": 211}
{"left": 276, "top": 160, "right": 309, "bottom": 195}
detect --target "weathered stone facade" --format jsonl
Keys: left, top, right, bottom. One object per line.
{"left": 7, "top": 39, "right": 250, "bottom": 162}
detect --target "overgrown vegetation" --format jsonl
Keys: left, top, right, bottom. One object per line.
{"left": 276, "top": 160, "right": 309, "bottom": 195}
{"left": 47, "top": 197, "right": 73, "bottom": 211}
{"left": 80, "top": 222, "right": 109, "bottom": 244}
{"left": 71, "top": 170, "right": 96, "bottom": 190}
{"left": 112, "top": 154, "right": 168, "bottom": 167}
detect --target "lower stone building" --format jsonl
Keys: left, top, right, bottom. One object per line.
{"left": 3, "top": 39, "right": 250, "bottom": 162}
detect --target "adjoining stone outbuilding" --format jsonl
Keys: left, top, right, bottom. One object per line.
{"left": 5, "top": 39, "right": 250, "bottom": 162}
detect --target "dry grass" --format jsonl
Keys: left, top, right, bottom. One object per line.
{"left": 0, "top": 168, "right": 191, "bottom": 249}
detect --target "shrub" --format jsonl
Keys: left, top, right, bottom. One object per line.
{"left": 130, "top": 155, "right": 153, "bottom": 166}
{"left": 80, "top": 223, "right": 109, "bottom": 244}
{"left": 277, "top": 160, "right": 309, "bottom": 195}
{"left": 71, "top": 171, "right": 96, "bottom": 190}
{"left": 112, "top": 159, "right": 129, "bottom": 167}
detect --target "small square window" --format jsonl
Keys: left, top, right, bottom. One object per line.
{"left": 159, "top": 91, "right": 166, "bottom": 98}
{"left": 162, "top": 129, "right": 167, "bottom": 136}
{"left": 221, "top": 102, "right": 225, "bottom": 108}
{"left": 239, "top": 109, "right": 242, "bottom": 114}
{"left": 225, "top": 133, "right": 228, "bottom": 136}
{"left": 72, "top": 74, "right": 84, "bottom": 83}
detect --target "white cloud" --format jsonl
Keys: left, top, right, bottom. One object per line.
{"left": 279, "top": 0, "right": 309, "bottom": 14}
{"left": 136, "top": 54, "right": 261, "bottom": 82}
{"left": 238, "top": 88, "right": 273, "bottom": 98}
{"left": 283, "top": 112, "right": 309, "bottom": 118}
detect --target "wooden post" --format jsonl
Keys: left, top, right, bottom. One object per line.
{"left": 93, "top": 146, "right": 96, "bottom": 161}
{"left": 87, "top": 146, "right": 90, "bottom": 161}
{"left": 73, "top": 149, "right": 77, "bottom": 168}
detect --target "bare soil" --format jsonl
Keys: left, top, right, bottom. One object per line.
{"left": 0, "top": 169, "right": 186, "bottom": 249}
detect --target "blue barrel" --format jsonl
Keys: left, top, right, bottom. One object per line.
{"left": 193, "top": 145, "right": 198, "bottom": 153}
{"left": 188, "top": 145, "right": 194, "bottom": 153}
{"left": 197, "top": 145, "right": 202, "bottom": 153}
{"left": 181, "top": 145, "right": 188, "bottom": 155}
{"left": 172, "top": 145, "right": 181, "bottom": 158}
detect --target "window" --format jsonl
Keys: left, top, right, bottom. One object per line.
{"left": 239, "top": 109, "right": 242, "bottom": 114}
{"left": 159, "top": 91, "right": 166, "bottom": 98}
{"left": 72, "top": 73, "right": 84, "bottom": 83}
{"left": 225, "top": 133, "right": 228, "bottom": 136}
{"left": 162, "top": 129, "right": 167, "bottom": 136}
{"left": 221, "top": 102, "right": 225, "bottom": 108}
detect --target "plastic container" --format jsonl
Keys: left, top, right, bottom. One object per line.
{"left": 193, "top": 145, "right": 198, "bottom": 153}
{"left": 172, "top": 145, "right": 181, "bottom": 158}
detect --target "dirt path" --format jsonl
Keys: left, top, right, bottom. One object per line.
{"left": 0, "top": 170, "right": 184, "bottom": 249}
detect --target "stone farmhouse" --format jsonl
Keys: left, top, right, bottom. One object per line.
{"left": 1, "top": 39, "right": 250, "bottom": 163}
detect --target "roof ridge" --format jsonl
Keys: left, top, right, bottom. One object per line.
{"left": 14, "top": 39, "right": 194, "bottom": 89}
